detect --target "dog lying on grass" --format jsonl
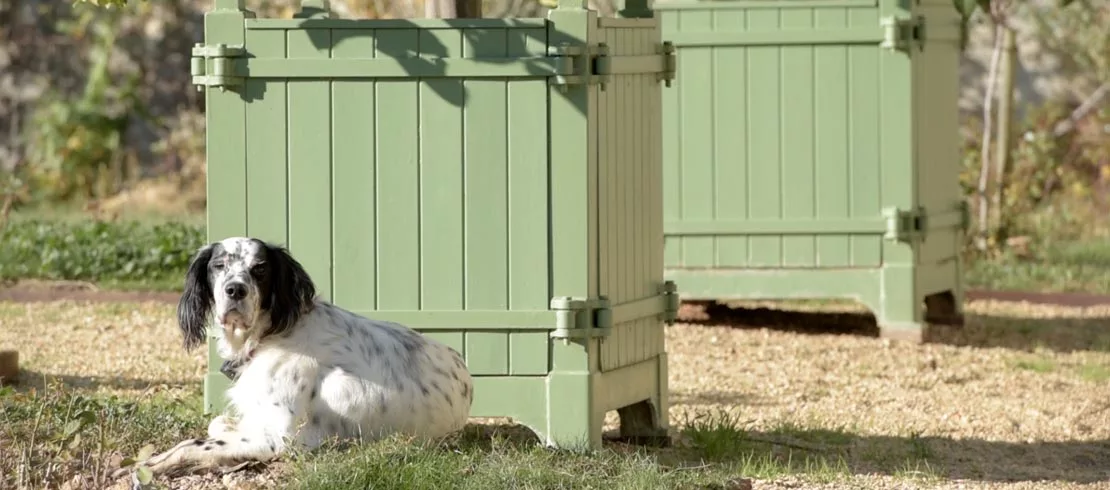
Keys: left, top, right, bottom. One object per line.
{"left": 114, "top": 237, "right": 473, "bottom": 480}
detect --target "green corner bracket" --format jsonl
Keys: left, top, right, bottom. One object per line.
{"left": 882, "top": 206, "right": 925, "bottom": 243}
{"left": 880, "top": 15, "right": 925, "bottom": 53}
{"left": 191, "top": 43, "right": 246, "bottom": 91}
{"left": 662, "top": 280, "right": 679, "bottom": 324}
{"left": 550, "top": 296, "right": 612, "bottom": 342}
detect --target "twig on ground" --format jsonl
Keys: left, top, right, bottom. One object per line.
{"left": 743, "top": 436, "right": 826, "bottom": 453}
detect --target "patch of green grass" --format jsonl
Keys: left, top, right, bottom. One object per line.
{"left": 0, "top": 383, "right": 205, "bottom": 490}
{"left": 965, "top": 236, "right": 1110, "bottom": 295}
{"left": 679, "top": 410, "right": 850, "bottom": 483}
{"left": 892, "top": 459, "right": 940, "bottom": 482}
{"left": 0, "top": 219, "right": 203, "bottom": 289}
{"left": 1076, "top": 362, "right": 1110, "bottom": 383}
{"left": 1013, "top": 357, "right": 1057, "bottom": 374}
{"left": 10, "top": 202, "right": 205, "bottom": 227}
{"left": 288, "top": 430, "right": 734, "bottom": 490}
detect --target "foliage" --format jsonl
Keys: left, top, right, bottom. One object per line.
{"left": 1032, "top": 0, "right": 1110, "bottom": 84}
{"left": 19, "top": 5, "right": 148, "bottom": 204}
{"left": 0, "top": 383, "right": 204, "bottom": 490}
{"left": 960, "top": 95, "right": 1110, "bottom": 249}
{"left": 0, "top": 219, "right": 204, "bottom": 285}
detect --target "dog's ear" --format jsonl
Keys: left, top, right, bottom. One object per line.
{"left": 263, "top": 242, "right": 316, "bottom": 337}
{"left": 177, "top": 243, "right": 215, "bottom": 351}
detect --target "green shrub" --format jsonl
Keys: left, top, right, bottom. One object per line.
{"left": 0, "top": 219, "right": 204, "bottom": 285}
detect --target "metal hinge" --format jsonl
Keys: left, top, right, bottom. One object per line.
{"left": 883, "top": 206, "right": 926, "bottom": 243}
{"left": 548, "top": 44, "right": 603, "bottom": 90}
{"left": 662, "top": 280, "right": 679, "bottom": 324}
{"left": 590, "top": 42, "right": 677, "bottom": 89}
{"left": 550, "top": 41, "right": 678, "bottom": 90}
{"left": 191, "top": 43, "right": 246, "bottom": 91}
{"left": 660, "top": 41, "right": 677, "bottom": 87}
{"left": 880, "top": 15, "right": 925, "bottom": 52}
{"left": 550, "top": 296, "right": 611, "bottom": 341}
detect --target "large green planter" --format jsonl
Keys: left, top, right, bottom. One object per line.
{"left": 657, "top": 0, "right": 967, "bottom": 340}
{"left": 193, "top": 0, "right": 678, "bottom": 449}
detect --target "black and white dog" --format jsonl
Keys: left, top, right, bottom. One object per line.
{"left": 115, "top": 237, "right": 473, "bottom": 479}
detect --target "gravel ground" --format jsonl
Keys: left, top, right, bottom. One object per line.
{"left": 2, "top": 297, "right": 1109, "bottom": 489}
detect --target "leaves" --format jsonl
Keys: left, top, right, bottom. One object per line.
{"left": 0, "top": 220, "right": 203, "bottom": 284}
{"left": 136, "top": 465, "right": 154, "bottom": 485}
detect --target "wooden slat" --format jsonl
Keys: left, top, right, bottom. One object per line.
{"left": 244, "top": 28, "right": 288, "bottom": 247}
{"left": 464, "top": 28, "right": 510, "bottom": 311}
{"left": 419, "top": 28, "right": 465, "bottom": 311}
{"left": 781, "top": 8, "right": 817, "bottom": 267}
{"left": 375, "top": 28, "right": 421, "bottom": 310}
{"left": 287, "top": 28, "right": 334, "bottom": 301}
{"left": 331, "top": 28, "right": 378, "bottom": 311}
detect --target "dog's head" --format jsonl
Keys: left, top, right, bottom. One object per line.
{"left": 177, "top": 237, "right": 316, "bottom": 350}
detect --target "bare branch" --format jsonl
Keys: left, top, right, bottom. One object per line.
{"left": 1053, "top": 81, "right": 1110, "bottom": 137}
{"left": 976, "top": 23, "right": 1003, "bottom": 250}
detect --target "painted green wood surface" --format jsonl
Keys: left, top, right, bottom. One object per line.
{"left": 596, "top": 18, "right": 666, "bottom": 373}
{"left": 660, "top": 2, "right": 886, "bottom": 269}
{"left": 200, "top": 2, "right": 673, "bottom": 449}
{"left": 657, "top": 0, "right": 965, "bottom": 336}
{"left": 202, "top": 0, "right": 251, "bottom": 415}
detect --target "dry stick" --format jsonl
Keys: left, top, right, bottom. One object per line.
{"left": 1053, "top": 81, "right": 1110, "bottom": 137}
{"left": 977, "top": 23, "right": 1003, "bottom": 251}
{"left": 744, "top": 435, "right": 826, "bottom": 452}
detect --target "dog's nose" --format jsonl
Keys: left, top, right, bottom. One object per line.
{"left": 225, "top": 283, "right": 247, "bottom": 301}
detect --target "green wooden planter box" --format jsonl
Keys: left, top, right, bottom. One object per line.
{"left": 192, "top": 0, "right": 678, "bottom": 449}
{"left": 656, "top": 0, "right": 967, "bottom": 340}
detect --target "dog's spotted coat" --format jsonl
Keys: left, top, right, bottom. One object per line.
{"left": 115, "top": 237, "right": 473, "bottom": 480}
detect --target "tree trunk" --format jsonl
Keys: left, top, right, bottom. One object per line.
{"left": 975, "top": 23, "right": 1002, "bottom": 251}
{"left": 424, "top": 0, "right": 481, "bottom": 17}
{"left": 990, "top": 25, "right": 1017, "bottom": 244}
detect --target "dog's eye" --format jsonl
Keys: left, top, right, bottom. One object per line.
{"left": 251, "top": 264, "right": 267, "bottom": 276}
{"left": 212, "top": 262, "right": 226, "bottom": 271}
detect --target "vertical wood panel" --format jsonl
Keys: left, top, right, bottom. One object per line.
{"left": 678, "top": 13, "right": 714, "bottom": 267}
{"left": 635, "top": 28, "right": 648, "bottom": 363}
{"left": 420, "top": 28, "right": 465, "bottom": 311}
{"left": 814, "top": 8, "right": 851, "bottom": 267}
{"left": 509, "top": 332, "right": 548, "bottom": 375}
{"left": 507, "top": 27, "right": 550, "bottom": 312}
{"left": 650, "top": 22, "right": 666, "bottom": 359}
{"left": 622, "top": 27, "right": 635, "bottom": 366}
{"left": 712, "top": 13, "right": 749, "bottom": 267}
{"left": 597, "top": 26, "right": 612, "bottom": 312}
{"left": 661, "top": 13, "right": 682, "bottom": 267}
{"left": 244, "top": 29, "right": 288, "bottom": 247}
{"left": 850, "top": 9, "right": 883, "bottom": 267}
{"left": 464, "top": 29, "right": 510, "bottom": 310}
{"left": 746, "top": 10, "right": 782, "bottom": 267}
{"left": 375, "top": 29, "right": 420, "bottom": 310}
{"left": 287, "top": 29, "right": 333, "bottom": 300}
{"left": 466, "top": 332, "right": 508, "bottom": 375}
{"left": 780, "top": 9, "right": 816, "bottom": 267}
{"left": 331, "top": 29, "right": 377, "bottom": 311}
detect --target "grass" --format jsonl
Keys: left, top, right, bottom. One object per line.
{"left": 4, "top": 199, "right": 1110, "bottom": 295}
{"left": 0, "top": 386, "right": 865, "bottom": 490}
{"left": 0, "top": 384, "right": 207, "bottom": 489}
{"left": 1013, "top": 356, "right": 1057, "bottom": 374}
{"left": 1, "top": 386, "right": 958, "bottom": 490}
{"left": 4, "top": 297, "right": 1110, "bottom": 489}
{"left": 1076, "top": 362, "right": 1110, "bottom": 383}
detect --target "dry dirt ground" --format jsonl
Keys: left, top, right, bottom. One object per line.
{"left": 1, "top": 283, "right": 1109, "bottom": 489}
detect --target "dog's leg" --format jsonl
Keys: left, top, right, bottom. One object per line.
{"left": 113, "top": 406, "right": 297, "bottom": 480}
